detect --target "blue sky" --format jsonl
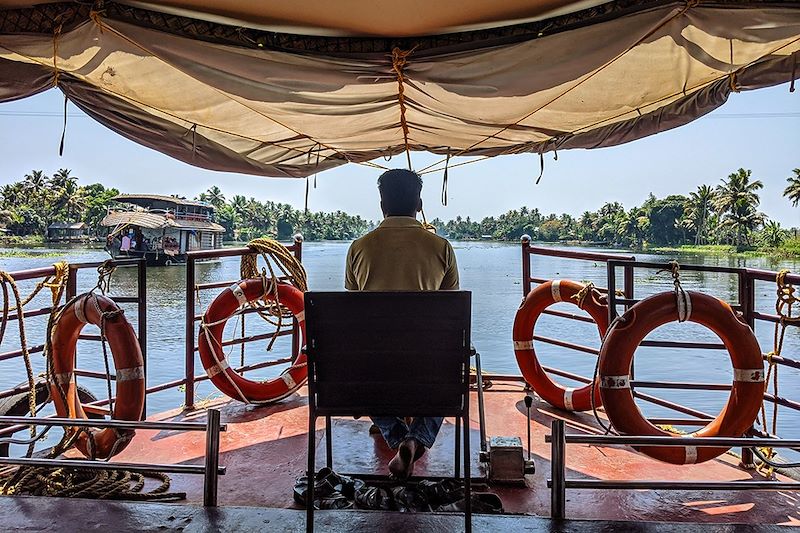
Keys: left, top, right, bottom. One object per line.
{"left": 1, "top": 83, "right": 798, "bottom": 225}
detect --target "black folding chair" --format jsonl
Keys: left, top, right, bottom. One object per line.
{"left": 304, "top": 291, "right": 473, "bottom": 532}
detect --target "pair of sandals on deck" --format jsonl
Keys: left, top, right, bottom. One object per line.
{"left": 294, "top": 468, "right": 502, "bottom": 513}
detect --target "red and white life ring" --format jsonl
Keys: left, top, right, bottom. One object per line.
{"left": 599, "top": 291, "right": 764, "bottom": 464}
{"left": 49, "top": 293, "right": 145, "bottom": 459}
{"left": 198, "top": 279, "right": 307, "bottom": 404}
{"left": 513, "top": 280, "right": 608, "bottom": 411}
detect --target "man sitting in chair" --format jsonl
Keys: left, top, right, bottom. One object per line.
{"left": 345, "top": 168, "right": 460, "bottom": 479}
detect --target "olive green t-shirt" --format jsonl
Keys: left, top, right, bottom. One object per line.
{"left": 345, "top": 217, "right": 459, "bottom": 291}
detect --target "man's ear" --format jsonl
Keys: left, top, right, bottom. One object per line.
{"left": 417, "top": 198, "right": 423, "bottom": 213}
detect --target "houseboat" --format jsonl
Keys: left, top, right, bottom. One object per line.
{"left": 101, "top": 194, "right": 225, "bottom": 266}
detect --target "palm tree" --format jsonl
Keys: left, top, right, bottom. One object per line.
{"left": 200, "top": 186, "right": 225, "bottom": 208}
{"left": 50, "top": 168, "right": 77, "bottom": 191}
{"left": 0, "top": 183, "right": 25, "bottom": 208}
{"left": 229, "top": 194, "right": 247, "bottom": 219}
{"left": 783, "top": 168, "right": 800, "bottom": 207}
{"left": 685, "top": 185, "right": 715, "bottom": 244}
{"left": 23, "top": 170, "right": 48, "bottom": 196}
{"left": 55, "top": 179, "right": 87, "bottom": 220}
{"left": 714, "top": 168, "right": 764, "bottom": 248}
{"left": 760, "top": 220, "right": 786, "bottom": 248}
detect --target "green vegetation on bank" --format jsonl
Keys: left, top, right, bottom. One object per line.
{"left": 431, "top": 168, "right": 800, "bottom": 257}
{"left": 2, "top": 167, "right": 799, "bottom": 256}
{"left": 0, "top": 249, "right": 68, "bottom": 258}
{"left": 1, "top": 169, "right": 118, "bottom": 238}
{"left": 196, "top": 186, "right": 370, "bottom": 241}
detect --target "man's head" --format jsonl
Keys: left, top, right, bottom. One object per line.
{"left": 378, "top": 169, "right": 423, "bottom": 217}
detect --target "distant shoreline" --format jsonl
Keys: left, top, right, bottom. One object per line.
{"left": 4, "top": 237, "right": 799, "bottom": 259}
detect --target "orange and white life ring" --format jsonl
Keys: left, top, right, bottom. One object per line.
{"left": 513, "top": 280, "right": 608, "bottom": 411}
{"left": 599, "top": 291, "right": 764, "bottom": 464}
{"left": 198, "top": 279, "right": 306, "bottom": 404}
{"left": 49, "top": 293, "right": 145, "bottom": 459}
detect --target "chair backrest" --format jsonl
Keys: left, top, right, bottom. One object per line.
{"left": 304, "top": 291, "right": 471, "bottom": 417}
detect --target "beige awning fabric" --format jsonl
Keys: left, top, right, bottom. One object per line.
{"left": 101, "top": 211, "right": 225, "bottom": 232}
{"left": 1, "top": 1, "right": 799, "bottom": 178}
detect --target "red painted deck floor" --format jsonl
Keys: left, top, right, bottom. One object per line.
{"left": 94, "top": 381, "right": 799, "bottom": 526}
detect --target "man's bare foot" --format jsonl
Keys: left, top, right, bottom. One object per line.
{"left": 388, "top": 438, "right": 421, "bottom": 480}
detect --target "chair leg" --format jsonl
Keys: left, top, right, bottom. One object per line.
{"left": 325, "top": 416, "right": 333, "bottom": 469}
{"left": 464, "top": 413, "right": 471, "bottom": 533}
{"left": 307, "top": 413, "right": 316, "bottom": 533}
{"left": 454, "top": 416, "right": 461, "bottom": 478}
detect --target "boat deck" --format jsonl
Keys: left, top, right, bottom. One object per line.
{"left": 86, "top": 380, "right": 800, "bottom": 527}
{"left": 0, "top": 496, "right": 790, "bottom": 532}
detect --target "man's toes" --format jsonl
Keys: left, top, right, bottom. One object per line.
{"left": 389, "top": 451, "right": 408, "bottom": 479}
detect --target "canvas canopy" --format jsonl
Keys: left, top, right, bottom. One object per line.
{"left": 1, "top": 1, "right": 798, "bottom": 178}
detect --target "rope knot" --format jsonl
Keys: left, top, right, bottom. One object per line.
{"left": 728, "top": 72, "right": 740, "bottom": 93}
{"left": 95, "top": 260, "right": 117, "bottom": 294}
{"left": 571, "top": 282, "right": 597, "bottom": 309}
{"left": 391, "top": 47, "right": 413, "bottom": 75}
{"left": 89, "top": 7, "right": 107, "bottom": 32}
{"left": 659, "top": 261, "right": 691, "bottom": 322}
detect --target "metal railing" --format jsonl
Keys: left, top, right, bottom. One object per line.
{"left": 0, "top": 409, "right": 226, "bottom": 506}
{"left": 547, "top": 419, "right": 800, "bottom": 519}
{"left": 519, "top": 239, "right": 800, "bottom": 477}
{"left": 606, "top": 259, "right": 800, "bottom": 462}
{"left": 183, "top": 236, "right": 303, "bottom": 409}
{"left": 0, "top": 258, "right": 147, "bottom": 415}
{"left": 0, "top": 258, "right": 232, "bottom": 506}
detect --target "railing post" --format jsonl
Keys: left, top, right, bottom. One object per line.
{"left": 66, "top": 265, "right": 78, "bottom": 300}
{"left": 606, "top": 261, "right": 618, "bottom": 322}
{"left": 739, "top": 270, "right": 756, "bottom": 469}
{"left": 521, "top": 235, "right": 532, "bottom": 297}
{"left": 624, "top": 261, "right": 635, "bottom": 384}
{"left": 137, "top": 258, "right": 147, "bottom": 417}
{"left": 292, "top": 234, "right": 304, "bottom": 360}
{"left": 185, "top": 255, "right": 196, "bottom": 410}
{"left": 551, "top": 419, "right": 566, "bottom": 519}
{"left": 204, "top": 408, "right": 221, "bottom": 507}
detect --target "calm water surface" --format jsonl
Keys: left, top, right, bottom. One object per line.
{"left": 2, "top": 242, "right": 799, "bottom": 446}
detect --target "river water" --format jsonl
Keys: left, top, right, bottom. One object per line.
{"left": 2, "top": 241, "right": 799, "bottom": 447}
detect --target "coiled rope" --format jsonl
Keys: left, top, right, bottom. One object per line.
{"left": 0, "top": 261, "right": 185, "bottom": 501}
{"left": 239, "top": 238, "right": 307, "bottom": 351}
{"left": 0, "top": 465, "right": 184, "bottom": 501}
{"left": 750, "top": 270, "right": 800, "bottom": 475}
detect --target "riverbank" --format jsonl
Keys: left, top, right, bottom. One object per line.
{"left": 0, "top": 234, "right": 44, "bottom": 246}
{"left": 647, "top": 238, "right": 800, "bottom": 259}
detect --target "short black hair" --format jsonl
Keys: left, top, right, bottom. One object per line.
{"left": 378, "top": 169, "right": 423, "bottom": 216}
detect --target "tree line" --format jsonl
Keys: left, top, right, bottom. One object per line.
{"left": 433, "top": 168, "right": 800, "bottom": 251}
{"left": 196, "top": 185, "right": 370, "bottom": 241}
{"left": 2, "top": 167, "right": 799, "bottom": 251}
{"left": 0, "top": 171, "right": 371, "bottom": 242}
{"left": 0, "top": 169, "right": 118, "bottom": 237}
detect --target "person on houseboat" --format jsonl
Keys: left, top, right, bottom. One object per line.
{"left": 345, "top": 168, "right": 460, "bottom": 479}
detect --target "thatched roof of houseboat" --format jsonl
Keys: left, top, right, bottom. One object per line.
{"left": 101, "top": 211, "right": 225, "bottom": 232}
{"left": 1, "top": 1, "right": 798, "bottom": 177}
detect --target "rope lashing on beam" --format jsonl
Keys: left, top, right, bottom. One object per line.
{"left": 391, "top": 46, "right": 417, "bottom": 170}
